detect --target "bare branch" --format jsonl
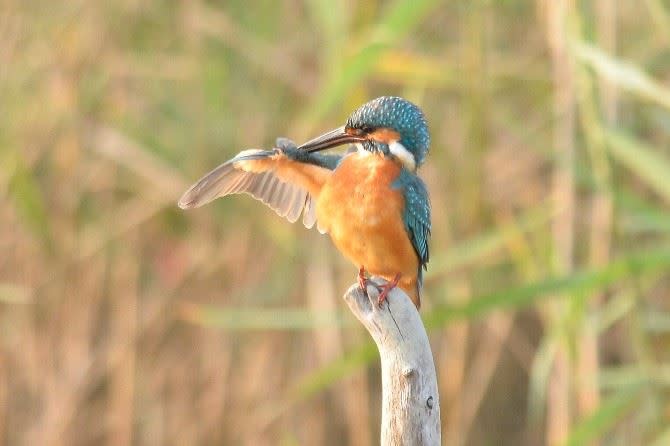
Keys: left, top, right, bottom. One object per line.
{"left": 343, "top": 279, "right": 441, "bottom": 446}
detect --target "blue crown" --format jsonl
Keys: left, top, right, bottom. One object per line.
{"left": 346, "top": 96, "right": 430, "bottom": 166}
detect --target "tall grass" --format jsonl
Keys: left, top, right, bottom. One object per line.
{"left": 1, "top": 1, "right": 670, "bottom": 445}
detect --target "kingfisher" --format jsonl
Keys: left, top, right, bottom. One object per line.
{"left": 178, "top": 96, "right": 431, "bottom": 308}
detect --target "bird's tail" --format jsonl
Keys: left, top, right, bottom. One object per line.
{"left": 399, "top": 277, "right": 421, "bottom": 309}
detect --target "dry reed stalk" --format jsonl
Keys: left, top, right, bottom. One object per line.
{"left": 545, "top": 0, "right": 576, "bottom": 443}
{"left": 459, "top": 312, "right": 515, "bottom": 444}
{"left": 0, "top": 351, "right": 6, "bottom": 444}
{"left": 442, "top": 3, "right": 492, "bottom": 443}
{"left": 307, "top": 240, "right": 372, "bottom": 446}
{"left": 107, "top": 232, "right": 139, "bottom": 446}
{"left": 574, "top": 0, "right": 618, "bottom": 426}
{"left": 439, "top": 279, "right": 469, "bottom": 446}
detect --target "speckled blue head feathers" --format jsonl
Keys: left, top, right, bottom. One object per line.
{"left": 346, "top": 96, "right": 430, "bottom": 166}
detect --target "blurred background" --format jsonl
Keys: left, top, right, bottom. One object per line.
{"left": 2, "top": 0, "right": 670, "bottom": 445}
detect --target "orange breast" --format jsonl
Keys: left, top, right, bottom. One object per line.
{"left": 316, "top": 152, "right": 419, "bottom": 304}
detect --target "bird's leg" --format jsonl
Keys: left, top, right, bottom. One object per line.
{"left": 358, "top": 266, "right": 369, "bottom": 297}
{"left": 376, "top": 273, "right": 401, "bottom": 307}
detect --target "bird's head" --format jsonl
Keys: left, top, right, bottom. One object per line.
{"left": 298, "top": 96, "right": 430, "bottom": 171}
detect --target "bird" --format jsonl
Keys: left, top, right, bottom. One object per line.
{"left": 178, "top": 96, "right": 431, "bottom": 308}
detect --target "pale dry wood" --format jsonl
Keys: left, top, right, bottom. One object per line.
{"left": 343, "top": 279, "right": 441, "bottom": 446}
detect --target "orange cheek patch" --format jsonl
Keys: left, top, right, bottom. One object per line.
{"left": 370, "top": 128, "right": 401, "bottom": 144}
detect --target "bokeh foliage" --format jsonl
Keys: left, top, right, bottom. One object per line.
{"left": 2, "top": 0, "right": 670, "bottom": 445}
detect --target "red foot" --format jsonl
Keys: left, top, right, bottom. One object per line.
{"left": 376, "top": 273, "right": 401, "bottom": 307}
{"left": 358, "top": 266, "right": 369, "bottom": 295}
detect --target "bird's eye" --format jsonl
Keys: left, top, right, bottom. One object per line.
{"left": 361, "top": 126, "right": 374, "bottom": 134}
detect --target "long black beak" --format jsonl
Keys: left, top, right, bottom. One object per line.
{"left": 297, "top": 126, "right": 366, "bottom": 153}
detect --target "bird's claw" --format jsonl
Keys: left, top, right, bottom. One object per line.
{"left": 375, "top": 273, "right": 401, "bottom": 307}
{"left": 358, "top": 266, "right": 370, "bottom": 299}
{"left": 358, "top": 268, "right": 401, "bottom": 308}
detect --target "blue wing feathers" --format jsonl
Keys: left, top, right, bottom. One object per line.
{"left": 392, "top": 170, "right": 431, "bottom": 286}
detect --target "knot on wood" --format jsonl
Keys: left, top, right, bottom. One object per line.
{"left": 402, "top": 367, "right": 416, "bottom": 378}
{"left": 426, "top": 396, "right": 434, "bottom": 409}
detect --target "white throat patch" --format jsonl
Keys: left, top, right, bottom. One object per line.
{"left": 389, "top": 141, "right": 416, "bottom": 171}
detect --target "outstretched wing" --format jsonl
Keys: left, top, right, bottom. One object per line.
{"left": 178, "top": 149, "right": 320, "bottom": 228}
{"left": 394, "top": 170, "right": 431, "bottom": 287}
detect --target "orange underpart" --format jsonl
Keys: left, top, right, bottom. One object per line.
{"left": 235, "top": 149, "right": 422, "bottom": 309}
{"left": 317, "top": 151, "right": 421, "bottom": 308}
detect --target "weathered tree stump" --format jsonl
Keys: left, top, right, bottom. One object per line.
{"left": 343, "top": 279, "right": 441, "bottom": 446}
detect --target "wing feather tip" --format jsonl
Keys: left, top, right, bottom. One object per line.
{"left": 177, "top": 194, "right": 196, "bottom": 209}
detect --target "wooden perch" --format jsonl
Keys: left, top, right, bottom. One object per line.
{"left": 343, "top": 279, "right": 441, "bottom": 446}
